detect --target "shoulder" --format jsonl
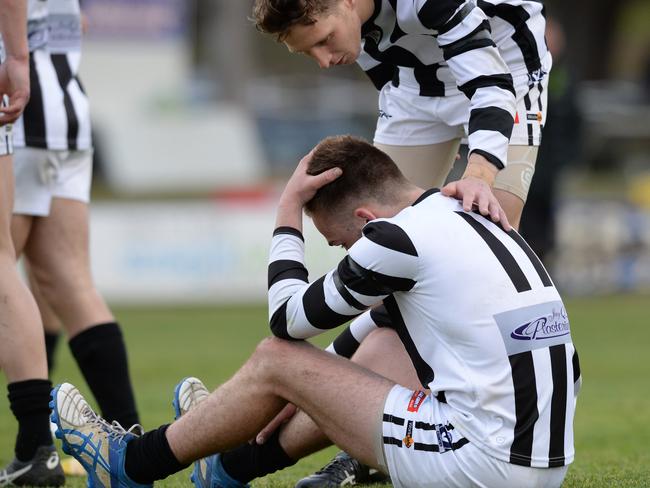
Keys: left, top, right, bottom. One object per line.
{"left": 362, "top": 219, "right": 419, "bottom": 257}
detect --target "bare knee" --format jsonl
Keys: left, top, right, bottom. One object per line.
{"left": 352, "top": 328, "right": 422, "bottom": 390}
{"left": 249, "top": 337, "right": 297, "bottom": 379}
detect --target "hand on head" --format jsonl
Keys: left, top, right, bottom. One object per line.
{"left": 280, "top": 149, "right": 343, "bottom": 208}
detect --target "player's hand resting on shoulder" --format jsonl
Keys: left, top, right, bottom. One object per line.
{"left": 442, "top": 154, "right": 512, "bottom": 231}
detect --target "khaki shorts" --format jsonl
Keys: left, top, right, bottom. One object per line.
{"left": 13, "top": 147, "right": 93, "bottom": 216}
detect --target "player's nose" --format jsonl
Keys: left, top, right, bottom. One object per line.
{"left": 312, "top": 48, "right": 332, "bottom": 69}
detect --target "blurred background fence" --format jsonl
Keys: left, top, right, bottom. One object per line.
{"left": 66, "top": 0, "right": 650, "bottom": 303}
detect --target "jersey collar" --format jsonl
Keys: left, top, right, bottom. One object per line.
{"left": 412, "top": 188, "right": 440, "bottom": 206}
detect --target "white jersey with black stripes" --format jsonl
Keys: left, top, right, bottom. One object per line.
{"left": 267, "top": 189, "right": 580, "bottom": 469}
{"left": 357, "top": 0, "right": 549, "bottom": 168}
{"left": 10, "top": 0, "right": 90, "bottom": 151}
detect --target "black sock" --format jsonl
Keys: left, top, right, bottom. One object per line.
{"left": 44, "top": 331, "right": 60, "bottom": 373}
{"left": 221, "top": 430, "right": 297, "bottom": 483}
{"left": 69, "top": 322, "right": 139, "bottom": 427}
{"left": 8, "top": 379, "right": 54, "bottom": 461}
{"left": 124, "top": 425, "right": 189, "bottom": 484}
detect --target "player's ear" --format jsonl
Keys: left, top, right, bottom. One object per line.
{"left": 342, "top": 0, "right": 356, "bottom": 12}
{"left": 354, "top": 207, "right": 376, "bottom": 223}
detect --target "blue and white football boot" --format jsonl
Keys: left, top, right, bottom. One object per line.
{"left": 172, "top": 377, "right": 248, "bottom": 488}
{"left": 50, "top": 383, "right": 150, "bottom": 488}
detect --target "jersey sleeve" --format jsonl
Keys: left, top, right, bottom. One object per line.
{"left": 325, "top": 305, "right": 394, "bottom": 358}
{"left": 268, "top": 221, "right": 418, "bottom": 340}
{"left": 417, "top": 0, "right": 517, "bottom": 169}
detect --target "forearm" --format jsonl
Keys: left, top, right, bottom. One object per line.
{"left": 326, "top": 305, "right": 392, "bottom": 358}
{"left": 274, "top": 196, "right": 303, "bottom": 234}
{"left": 0, "top": 0, "right": 28, "bottom": 60}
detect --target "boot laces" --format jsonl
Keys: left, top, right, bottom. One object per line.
{"left": 81, "top": 405, "right": 143, "bottom": 441}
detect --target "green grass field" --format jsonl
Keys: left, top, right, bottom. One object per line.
{"left": 1, "top": 294, "right": 649, "bottom": 487}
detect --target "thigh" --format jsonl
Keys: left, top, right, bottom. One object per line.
{"left": 11, "top": 213, "right": 34, "bottom": 257}
{"left": 352, "top": 327, "right": 423, "bottom": 391}
{"left": 24, "top": 197, "right": 91, "bottom": 285}
{"left": 0, "top": 153, "right": 16, "bottom": 250}
{"left": 376, "top": 140, "right": 460, "bottom": 189}
{"left": 265, "top": 339, "right": 396, "bottom": 470}
{"left": 13, "top": 147, "right": 53, "bottom": 217}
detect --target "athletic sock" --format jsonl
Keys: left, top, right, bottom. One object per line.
{"left": 124, "top": 425, "right": 189, "bottom": 484}
{"left": 221, "top": 430, "right": 297, "bottom": 483}
{"left": 8, "top": 379, "right": 54, "bottom": 462}
{"left": 44, "top": 330, "right": 60, "bottom": 373}
{"left": 69, "top": 322, "right": 140, "bottom": 427}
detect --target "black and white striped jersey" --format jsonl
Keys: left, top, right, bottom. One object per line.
{"left": 268, "top": 189, "right": 580, "bottom": 468}
{"left": 11, "top": 0, "right": 91, "bottom": 150}
{"left": 357, "top": 0, "right": 549, "bottom": 168}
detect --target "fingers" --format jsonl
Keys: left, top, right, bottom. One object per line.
{"left": 441, "top": 181, "right": 456, "bottom": 197}
{"left": 0, "top": 92, "right": 29, "bottom": 125}
{"left": 463, "top": 191, "right": 475, "bottom": 212}
{"left": 499, "top": 207, "right": 512, "bottom": 231}
{"left": 306, "top": 167, "right": 342, "bottom": 194}
{"left": 256, "top": 403, "right": 297, "bottom": 444}
{"left": 297, "top": 149, "right": 315, "bottom": 168}
{"left": 0, "top": 104, "right": 24, "bottom": 125}
{"left": 445, "top": 178, "right": 511, "bottom": 229}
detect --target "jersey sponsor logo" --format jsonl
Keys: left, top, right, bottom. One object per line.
{"left": 526, "top": 112, "right": 543, "bottom": 122}
{"left": 407, "top": 390, "right": 426, "bottom": 412}
{"left": 510, "top": 306, "right": 569, "bottom": 341}
{"left": 378, "top": 109, "right": 393, "bottom": 119}
{"left": 494, "top": 301, "right": 572, "bottom": 355}
{"left": 435, "top": 423, "right": 454, "bottom": 453}
{"left": 403, "top": 420, "right": 414, "bottom": 448}
{"left": 528, "top": 68, "right": 548, "bottom": 85}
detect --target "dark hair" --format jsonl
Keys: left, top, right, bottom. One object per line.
{"left": 305, "top": 135, "right": 408, "bottom": 215}
{"left": 252, "top": 0, "right": 338, "bottom": 40}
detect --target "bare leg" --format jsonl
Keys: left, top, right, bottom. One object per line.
{"left": 279, "top": 327, "right": 420, "bottom": 459}
{"left": 23, "top": 198, "right": 113, "bottom": 336}
{"left": 23, "top": 197, "right": 139, "bottom": 426}
{"left": 10, "top": 213, "right": 33, "bottom": 257}
{"left": 0, "top": 155, "right": 47, "bottom": 381}
{"left": 27, "top": 266, "right": 63, "bottom": 335}
{"left": 167, "top": 338, "right": 395, "bottom": 470}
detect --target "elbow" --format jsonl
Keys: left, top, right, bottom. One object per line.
{"left": 269, "top": 301, "right": 294, "bottom": 340}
